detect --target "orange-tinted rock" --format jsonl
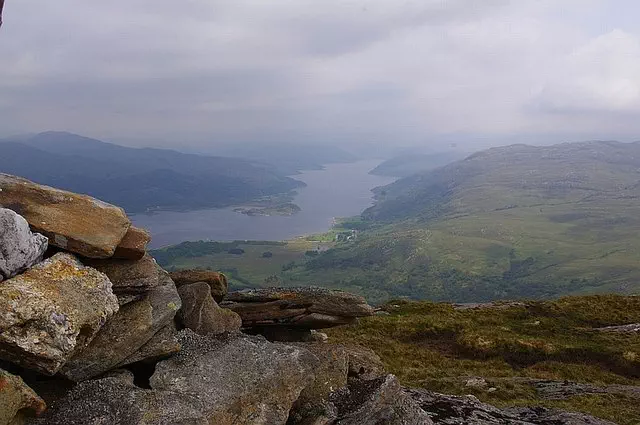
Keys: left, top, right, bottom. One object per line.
{"left": 83, "top": 253, "right": 163, "bottom": 294}
{"left": 0, "top": 174, "right": 130, "bottom": 258}
{"left": 0, "top": 368, "right": 46, "bottom": 424}
{"left": 113, "top": 226, "right": 150, "bottom": 260}
{"left": 169, "top": 270, "right": 228, "bottom": 301}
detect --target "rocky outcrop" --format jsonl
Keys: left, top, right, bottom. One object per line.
{"left": 343, "top": 345, "right": 386, "bottom": 380}
{"left": 222, "top": 287, "right": 374, "bottom": 331}
{"left": 0, "top": 208, "right": 47, "bottom": 281}
{"left": 169, "top": 269, "right": 228, "bottom": 301}
{"left": 0, "top": 253, "right": 119, "bottom": 375}
{"left": 83, "top": 253, "right": 164, "bottom": 294}
{"left": 0, "top": 368, "right": 46, "bottom": 425}
{"left": 177, "top": 282, "right": 242, "bottom": 335}
{"left": 150, "top": 331, "right": 316, "bottom": 425}
{"left": 119, "top": 322, "right": 181, "bottom": 367}
{"left": 113, "top": 226, "right": 150, "bottom": 260}
{"left": 0, "top": 173, "right": 130, "bottom": 258}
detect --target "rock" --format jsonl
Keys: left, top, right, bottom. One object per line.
{"left": 83, "top": 253, "right": 163, "bottom": 294}
{"left": 0, "top": 368, "right": 46, "bottom": 425}
{"left": 465, "top": 377, "right": 488, "bottom": 389}
{"left": 0, "top": 208, "right": 48, "bottom": 281}
{"left": 177, "top": 282, "right": 242, "bottom": 335}
{"left": 27, "top": 374, "right": 209, "bottom": 425}
{"left": 343, "top": 345, "right": 386, "bottom": 380}
{"left": 0, "top": 173, "right": 130, "bottom": 258}
{"left": 0, "top": 253, "right": 118, "bottom": 375}
{"left": 332, "top": 375, "right": 433, "bottom": 425}
{"left": 222, "top": 287, "right": 374, "bottom": 330}
{"left": 116, "top": 293, "right": 145, "bottom": 306}
{"left": 169, "top": 269, "right": 228, "bottom": 301}
{"left": 113, "top": 226, "right": 150, "bottom": 260}
{"left": 118, "top": 322, "right": 181, "bottom": 366}
{"left": 594, "top": 323, "right": 640, "bottom": 333}
{"left": 60, "top": 275, "right": 181, "bottom": 381}
{"left": 504, "top": 407, "right": 617, "bottom": 425}
{"left": 288, "top": 343, "right": 348, "bottom": 425}
{"left": 150, "top": 331, "right": 316, "bottom": 425}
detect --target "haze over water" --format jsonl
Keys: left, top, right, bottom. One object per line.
{"left": 132, "top": 159, "right": 395, "bottom": 248}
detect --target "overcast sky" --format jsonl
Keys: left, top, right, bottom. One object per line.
{"left": 1, "top": 0, "right": 640, "bottom": 150}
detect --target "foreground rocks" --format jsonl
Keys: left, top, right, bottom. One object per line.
{"left": 0, "top": 173, "right": 130, "bottom": 258}
{"left": 176, "top": 282, "right": 242, "bottom": 335}
{"left": 0, "top": 253, "right": 119, "bottom": 375}
{"left": 0, "top": 208, "right": 48, "bottom": 281}
{"left": 84, "top": 253, "right": 165, "bottom": 295}
{"left": 0, "top": 368, "right": 46, "bottom": 425}
{"left": 113, "top": 226, "right": 150, "bottom": 260}
{"left": 169, "top": 269, "right": 228, "bottom": 301}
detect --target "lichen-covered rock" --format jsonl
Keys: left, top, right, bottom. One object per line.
{"left": 177, "top": 282, "right": 242, "bottom": 335}
{"left": 503, "top": 407, "right": 616, "bottom": 425}
{"left": 60, "top": 273, "right": 181, "bottom": 381}
{"left": 150, "top": 331, "right": 316, "bottom": 425}
{"left": 83, "top": 253, "right": 163, "bottom": 294}
{"left": 169, "top": 269, "right": 228, "bottom": 301}
{"left": 0, "top": 208, "right": 48, "bottom": 281}
{"left": 0, "top": 173, "right": 130, "bottom": 258}
{"left": 113, "top": 226, "right": 150, "bottom": 260}
{"left": 0, "top": 368, "right": 46, "bottom": 425}
{"left": 0, "top": 253, "right": 118, "bottom": 375}
{"left": 343, "top": 345, "right": 386, "bottom": 380}
{"left": 118, "top": 322, "right": 181, "bottom": 366}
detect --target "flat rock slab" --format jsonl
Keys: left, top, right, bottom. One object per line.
{"left": 83, "top": 253, "right": 163, "bottom": 294}
{"left": 150, "top": 331, "right": 316, "bottom": 425}
{"left": 113, "top": 226, "right": 150, "bottom": 260}
{"left": 60, "top": 273, "right": 181, "bottom": 382}
{"left": 0, "top": 368, "right": 46, "bottom": 425}
{"left": 177, "top": 282, "right": 242, "bottom": 335}
{"left": 0, "top": 173, "right": 130, "bottom": 258}
{"left": 169, "top": 269, "right": 228, "bottom": 301}
{"left": 0, "top": 208, "right": 48, "bottom": 281}
{"left": 0, "top": 253, "right": 119, "bottom": 375}
{"left": 118, "top": 322, "right": 181, "bottom": 367}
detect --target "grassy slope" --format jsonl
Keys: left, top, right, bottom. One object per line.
{"left": 327, "top": 295, "right": 640, "bottom": 424}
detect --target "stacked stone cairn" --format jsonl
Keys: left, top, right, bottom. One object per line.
{"left": 0, "top": 173, "right": 616, "bottom": 425}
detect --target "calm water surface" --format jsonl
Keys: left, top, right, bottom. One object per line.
{"left": 131, "top": 160, "right": 396, "bottom": 248}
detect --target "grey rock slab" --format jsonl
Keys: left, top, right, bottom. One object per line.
{"left": 0, "top": 253, "right": 118, "bottom": 375}
{"left": 169, "top": 269, "right": 228, "bottom": 302}
{"left": 177, "top": 282, "right": 241, "bottom": 335}
{"left": 0, "top": 208, "right": 48, "bottom": 281}
{"left": 118, "top": 322, "right": 181, "bottom": 367}
{"left": 83, "top": 253, "right": 163, "bottom": 294}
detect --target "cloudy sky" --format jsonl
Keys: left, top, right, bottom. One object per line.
{"left": 1, "top": 0, "right": 640, "bottom": 150}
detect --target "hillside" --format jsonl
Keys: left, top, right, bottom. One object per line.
{"left": 369, "top": 151, "right": 467, "bottom": 177}
{"left": 0, "top": 132, "right": 304, "bottom": 213}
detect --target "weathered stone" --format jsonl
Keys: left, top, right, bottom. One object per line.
{"left": 343, "top": 345, "right": 386, "bottom": 380}
{"left": 0, "top": 253, "right": 118, "bottom": 375}
{"left": 83, "top": 253, "right": 163, "bottom": 294}
{"left": 27, "top": 374, "right": 208, "bottom": 425}
{"left": 177, "top": 282, "right": 242, "bottom": 335}
{"left": 0, "top": 173, "right": 130, "bottom": 258}
{"left": 0, "top": 368, "right": 46, "bottom": 425}
{"left": 169, "top": 269, "right": 228, "bottom": 301}
{"left": 0, "top": 209, "right": 48, "bottom": 281}
{"left": 503, "top": 407, "right": 616, "bottom": 425}
{"left": 60, "top": 275, "right": 181, "bottom": 381}
{"left": 113, "top": 226, "right": 150, "bottom": 260}
{"left": 222, "top": 287, "right": 374, "bottom": 330}
{"left": 118, "top": 322, "right": 181, "bottom": 366}
{"left": 150, "top": 331, "right": 316, "bottom": 425}
{"left": 288, "top": 343, "right": 349, "bottom": 425}
{"left": 333, "top": 375, "right": 433, "bottom": 425}
{"left": 116, "top": 293, "right": 145, "bottom": 306}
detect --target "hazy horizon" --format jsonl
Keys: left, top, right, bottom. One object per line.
{"left": 2, "top": 1, "right": 640, "bottom": 152}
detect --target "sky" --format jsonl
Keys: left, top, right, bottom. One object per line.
{"left": 1, "top": 0, "right": 640, "bottom": 151}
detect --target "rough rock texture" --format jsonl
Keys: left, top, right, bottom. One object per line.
{"left": 222, "top": 287, "right": 374, "bottom": 329}
{"left": 177, "top": 282, "right": 242, "bottom": 335}
{"left": 27, "top": 373, "right": 208, "bottom": 425}
{"left": 118, "top": 322, "right": 181, "bottom": 366}
{"left": 0, "top": 368, "right": 46, "bottom": 425}
{"left": 150, "top": 331, "right": 316, "bottom": 425}
{"left": 0, "top": 173, "right": 130, "bottom": 258}
{"left": 594, "top": 323, "right": 640, "bottom": 333}
{"left": 83, "top": 253, "right": 163, "bottom": 294}
{"left": 113, "top": 226, "right": 150, "bottom": 260}
{"left": 0, "top": 253, "right": 118, "bottom": 375}
{"left": 169, "top": 269, "right": 228, "bottom": 301}
{"left": 504, "top": 407, "right": 616, "bottom": 425}
{"left": 288, "top": 343, "right": 348, "bottom": 425}
{"left": 343, "top": 345, "right": 386, "bottom": 380}
{"left": 60, "top": 276, "right": 181, "bottom": 381}
{"left": 332, "top": 375, "right": 433, "bottom": 425}
{"left": 0, "top": 208, "right": 48, "bottom": 281}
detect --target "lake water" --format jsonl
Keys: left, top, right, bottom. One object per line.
{"left": 131, "top": 159, "right": 396, "bottom": 248}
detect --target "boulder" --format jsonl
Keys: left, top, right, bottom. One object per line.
{"left": 343, "top": 345, "right": 386, "bottom": 380}
{"left": 177, "top": 282, "right": 242, "bottom": 335}
{"left": 0, "top": 253, "right": 118, "bottom": 375}
{"left": 118, "top": 322, "right": 181, "bottom": 366}
{"left": 222, "top": 287, "right": 374, "bottom": 330}
{"left": 0, "top": 368, "right": 46, "bottom": 425}
{"left": 150, "top": 331, "right": 316, "bottom": 425}
{"left": 113, "top": 226, "right": 150, "bottom": 260}
{"left": 0, "top": 173, "right": 130, "bottom": 258}
{"left": 332, "top": 375, "right": 433, "bottom": 425}
{"left": 503, "top": 407, "right": 616, "bottom": 425}
{"left": 0, "top": 208, "right": 48, "bottom": 281}
{"left": 60, "top": 274, "right": 181, "bottom": 381}
{"left": 83, "top": 253, "right": 163, "bottom": 294}
{"left": 169, "top": 269, "right": 228, "bottom": 301}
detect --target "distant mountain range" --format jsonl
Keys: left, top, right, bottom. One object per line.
{"left": 0, "top": 132, "right": 305, "bottom": 213}
{"left": 368, "top": 151, "right": 467, "bottom": 177}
